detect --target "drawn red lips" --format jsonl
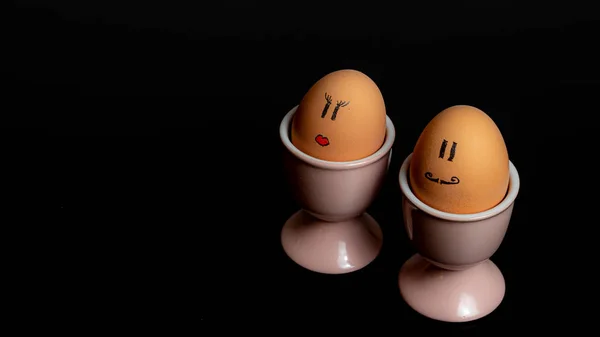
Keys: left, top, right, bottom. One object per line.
{"left": 315, "top": 134, "right": 330, "bottom": 146}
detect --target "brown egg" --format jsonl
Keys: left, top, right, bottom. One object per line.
{"left": 409, "top": 105, "right": 509, "bottom": 214}
{"left": 291, "top": 69, "right": 386, "bottom": 162}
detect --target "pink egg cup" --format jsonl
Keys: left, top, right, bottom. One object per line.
{"left": 398, "top": 153, "right": 520, "bottom": 322}
{"left": 279, "top": 106, "right": 396, "bottom": 274}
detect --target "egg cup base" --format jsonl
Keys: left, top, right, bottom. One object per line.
{"left": 399, "top": 253, "right": 505, "bottom": 323}
{"left": 281, "top": 210, "right": 383, "bottom": 274}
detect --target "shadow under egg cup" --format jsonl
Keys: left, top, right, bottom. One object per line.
{"left": 279, "top": 106, "right": 395, "bottom": 274}
{"left": 398, "top": 153, "right": 520, "bottom": 322}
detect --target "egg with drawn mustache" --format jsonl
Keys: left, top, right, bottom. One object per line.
{"left": 409, "top": 105, "right": 510, "bottom": 214}
{"left": 291, "top": 69, "right": 386, "bottom": 162}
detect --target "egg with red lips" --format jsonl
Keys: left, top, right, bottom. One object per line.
{"left": 291, "top": 69, "right": 387, "bottom": 162}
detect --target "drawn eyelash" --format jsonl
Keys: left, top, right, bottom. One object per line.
{"left": 321, "top": 92, "right": 333, "bottom": 118}
{"left": 331, "top": 100, "right": 350, "bottom": 121}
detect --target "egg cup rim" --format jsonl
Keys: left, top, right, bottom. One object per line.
{"left": 399, "top": 153, "right": 520, "bottom": 222}
{"left": 280, "top": 105, "right": 396, "bottom": 170}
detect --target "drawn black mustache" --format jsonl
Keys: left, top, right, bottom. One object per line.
{"left": 425, "top": 172, "right": 460, "bottom": 185}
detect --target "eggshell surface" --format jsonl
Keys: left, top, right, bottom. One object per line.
{"left": 409, "top": 105, "right": 509, "bottom": 214}
{"left": 291, "top": 69, "right": 386, "bottom": 162}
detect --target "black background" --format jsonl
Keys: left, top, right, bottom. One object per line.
{"left": 10, "top": 1, "right": 599, "bottom": 333}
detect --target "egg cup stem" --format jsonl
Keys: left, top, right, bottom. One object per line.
{"left": 399, "top": 254, "right": 505, "bottom": 322}
{"left": 281, "top": 210, "right": 383, "bottom": 274}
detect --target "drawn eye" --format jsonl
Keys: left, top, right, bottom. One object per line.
{"left": 438, "top": 139, "right": 448, "bottom": 159}
{"left": 331, "top": 100, "right": 350, "bottom": 121}
{"left": 447, "top": 142, "right": 457, "bottom": 162}
{"left": 438, "top": 139, "right": 457, "bottom": 161}
{"left": 321, "top": 93, "right": 333, "bottom": 118}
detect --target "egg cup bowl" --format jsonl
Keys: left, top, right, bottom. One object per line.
{"left": 279, "top": 105, "right": 395, "bottom": 274}
{"left": 398, "top": 153, "right": 520, "bottom": 323}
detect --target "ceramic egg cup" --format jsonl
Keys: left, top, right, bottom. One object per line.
{"left": 398, "top": 153, "right": 520, "bottom": 322}
{"left": 279, "top": 106, "right": 396, "bottom": 274}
